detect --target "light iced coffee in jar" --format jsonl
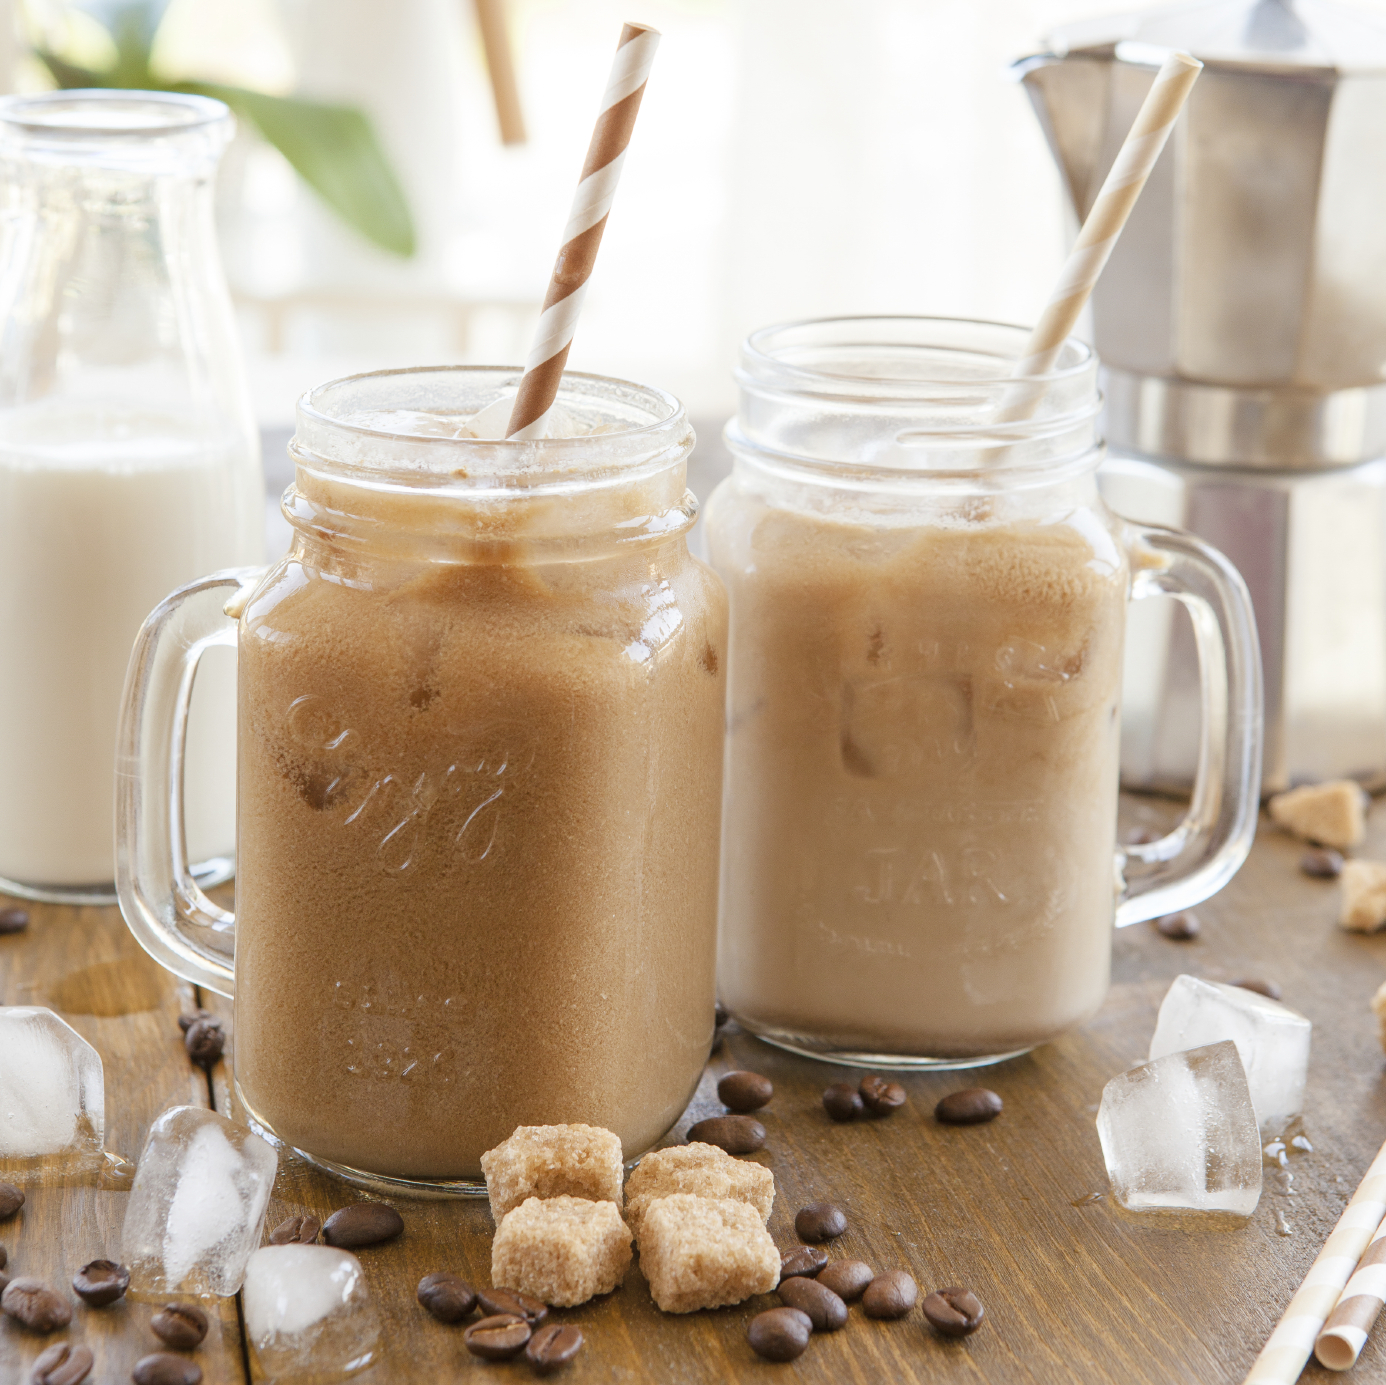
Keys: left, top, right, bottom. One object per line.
{"left": 230, "top": 370, "right": 726, "bottom": 1182}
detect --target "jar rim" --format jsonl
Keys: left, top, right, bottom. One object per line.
{"left": 0, "top": 89, "right": 231, "bottom": 139}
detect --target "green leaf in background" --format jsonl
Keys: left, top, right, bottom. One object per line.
{"left": 193, "top": 84, "right": 417, "bottom": 259}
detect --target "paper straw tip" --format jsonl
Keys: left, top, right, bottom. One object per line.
{"left": 621, "top": 21, "right": 661, "bottom": 41}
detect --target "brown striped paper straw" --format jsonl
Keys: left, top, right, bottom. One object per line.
{"left": 998, "top": 49, "right": 1201, "bottom": 422}
{"left": 1244, "top": 1137, "right": 1386, "bottom": 1383}
{"left": 1316, "top": 1216, "right": 1386, "bottom": 1370}
{"left": 505, "top": 21, "right": 660, "bottom": 439}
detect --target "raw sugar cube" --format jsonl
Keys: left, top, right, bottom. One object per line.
{"left": 1097, "top": 1040, "right": 1262, "bottom": 1216}
{"left": 1341, "top": 860, "right": 1386, "bottom": 932}
{"left": 481, "top": 1124, "right": 623, "bottom": 1221}
{"left": 243, "top": 1244, "right": 380, "bottom": 1378}
{"left": 0, "top": 1006, "right": 104, "bottom": 1167}
{"left": 624, "top": 1143, "right": 774, "bottom": 1237}
{"left": 492, "top": 1195, "right": 632, "bottom": 1306}
{"left": 1148, "top": 974, "right": 1310, "bottom": 1136}
{"left": 638, "top": 1193, "right": 779, "bottom": 1313}
{"left": 1269, "top": 780, "right": 1365, "bottom": 850}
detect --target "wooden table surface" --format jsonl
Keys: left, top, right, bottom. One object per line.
{"left": 3, "top": 797, "right": 1386, "bottom": 1385}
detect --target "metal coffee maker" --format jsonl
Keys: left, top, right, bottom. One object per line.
{"left": 1016, "top": 0, "right": 1386, "bottom": 795}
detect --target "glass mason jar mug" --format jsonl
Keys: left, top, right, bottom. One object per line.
{"left": 117, "top": 367, "right": 727, "bottom": 1192}
{"left": 705, "top": 317, "right": 1263, "bottom": 1068}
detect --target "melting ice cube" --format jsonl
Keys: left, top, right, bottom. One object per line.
{"left": 1148, "top": 974, "right": 1310, "bottom": 1136}
{"left": 0, "top": 1006, "right": 104, "bottom": 1167}
{"left": 1096, "top": 1040, "right": 1262, "bottom": 1215}
{"left": 122, "top": 1106, "right": 277, "bottom": 1296}
{"left": 243, "top": 1244, "right": 380, "bottom": 1380}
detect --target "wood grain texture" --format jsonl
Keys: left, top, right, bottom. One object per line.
{"left": 7, "top": 800, "right": 1386, "bottom": 1382}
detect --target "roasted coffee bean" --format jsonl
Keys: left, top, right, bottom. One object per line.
{"left": 1231, "top": 977, "right": 1283, "bottom": 1001}
{"left": 150, "top": 1303, "right": 208, "bottom": 1350}
{"left": 718, "top": 1070, "right": 774, "bottom": 1113}
{"left": 816, "top": 1259, "right": 874, "bottom": 1302}
{"left": 859, "top": 1076, "right": 907, "bottom": 1115}
{"left": 477, "top": 1286, "right": 548, "bottom": 1326}
{"left": 862, "top": 1269, "right": 918, "bottom": 1320}
{"left": 322, "top": 1202, "right": 404, "bottom": 1248}
{"left": 268, "top": 1214, "right": 320, "bottom": 1246}
{"left": 777, "top": 1274, "right": 848, "bottom": 1332}
{"left": 0, "top": 907, "right": 28, "bottom": 935}
{"left": 131, "top": 1355, "right": 202, "bottom": 1385}
{"left": 526, "top": 1322, "right": 584, "bottom": 1375}
{"left": 686, "top": 1115, "right": 765, "bottom": 1154}
{"left": 1154, "top": 910, "right": 1199, "bottom": 940}
{"left": 464, "top": 1313, "right": 532, "bottom": 1361}
{"left": 1301, "top": 847, "right": 1345, "bottom": 879}
{"left": 935, "top": 1088, "right": 1003, "bottom": 1125}
{"left": 417, "top": 1271, "right": 476, "bottom": 1322}
{"left": 177, "top": 1008, "right": 213, "bottom": 1033}
{"left": 747, "top": 1306, "right": 813, "bottom": 1362}
{"left": 30, "top": 1342, "right": 94, "bottom": 1385}
{"left": 0, "top": 1182, "right": 23, "bottom": 1218}
{"left": 822, "top": 1082, "right": 863, "bottom": 1123}
{"left": 72, "top": 1258, "right": 129, "bottom": 1306}
{"left": 778, "top": 1245, "right": 829, "bottom": 1283}
{"left": 183, "top": 1017, "right": 225, "bottom": 1068}
{"left": 1, "top": 1278, "right": 72, "bottom": 1331}
{"left": 923, "top": 1286, "right": 985, "bottom": 1338}
{"left": 795, "top": 1202, "right": 847, "bottom": 1243}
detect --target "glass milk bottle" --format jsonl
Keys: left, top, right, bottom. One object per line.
{"left": 0, "top": 92, "right": 263, "bottom": 900}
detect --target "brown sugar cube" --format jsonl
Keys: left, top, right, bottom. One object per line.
{"left": 1373, "top": 981, "right": 1386, "bottom": 1052}
{"left": 491, "top": 1196, "right": 632, "bottom": 1307}
{"left": 639, "top": 1194, "right": 779, "bottom": 1313}
{"left": 481, "top": 1125, "right": 624, "bottom": 1222}
{"left": 624, "top": 1143, "right": 774, "bottom": 1238}
{"left": 1269, "top": 781, "right": 1366, "bottom": 851}
{"left": 1340, "top": 860, "right": 1386, "bottom": 932}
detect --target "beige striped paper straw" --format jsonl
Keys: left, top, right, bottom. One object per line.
{"left": 1244, "top": 1136, "right": 1386, "bottom": 1383}
{"left": 1316, "top": 1216, "right": 1386, "bottom": 1370}
{"left": 505, "top": 21, "right": 660, "bottom": 439}
{"left": 999, "top": 49, "right": 1201, "bottom": 422}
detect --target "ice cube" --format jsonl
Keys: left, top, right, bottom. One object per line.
{"left": 1148, "top": 974, "right": 1311, "bottom": 1136}
{"left": 122, "top": 1106, "right": 277, "bottom": 1296}
{"left": 1096, "top": 1039, "right": 1262, "bottom": 1215}
{"left": 0, "top": 1006, "right": 104, "bottom": 1167}
{"left": 243, "top": 1244, "right": 380, "bottom": 1380}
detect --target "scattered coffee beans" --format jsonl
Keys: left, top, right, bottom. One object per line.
{"left": 31, "top": 1342, "right": 94, "bottom": 1385}
{"left": 0, "top": 1182, "right": 23, "bottom": 1218}
{"left": 1154, "top": 910, "right": 1199, "bottom": 940}
{"left": 686, "top": 1115, "right": 765, "bottom": 1154}
{"left": 1, "top": 1278, "right": 71, "bottom": 1331}
{"left": 777, "top": 1275, "right": 848, "bottom": 1332}
{"left": 935, "top": 1088, "right": 1003, "bottom": 1125}
{"left": 860, "top": 1075, "right": 907, "bottom": 1115}
{"left": 477, "top": 1287, "right": 548, "bottom": 1326}
{"left": 747, "top": 1306, "right": 813, "bottom": 1362}
{"left": 718, "top": 1070, "right": 773, "bottom": 1113}
{"left": 464, "top": 1313, "right": 532, "bottom": 1361}
{"left": 150, "top": 1303, "right": 208, "bottom": 1350}
{"left": 72, "top": 1258, "right": 130, "bottom": 1306}
{"left": 923, "top": 1286, "right": 985, "bottom": 1338}
{"left": 268, "top": 1214, "right": 320, "bottom": 1246}
{"left": 0, "top": 907, "right": 28, "bottom": 935}
{"left": 779, "top": 1245, "right": 829, "bottom": 1283}
{"left": 131, "top": 1354, "right": 202, "bottom": 1385}
{"left": 822, "top": 1082, "right": 864, "bottom": 1122}
{"left": 816, "top": 1260, "right": 873, "bottom": 1302}
{"left": 183, "top": 1017, "right": 225, "bottom": 1069}
{"left": 526, "top": 1322, "right": 584, "bottom": 1375}
{"left": 794, "top": 1202, "right": 847, "bottom": 1243}
{"left": 417, "top": 1271, "right": 477, "bottom": 1323}
{"left": 1301, "top": 847, "right": 1345, "bottom": 879}
{"left": 177, "top": 1008, "right": 213, "bottom": 1034}
{"left": 322, "top": 1202, "right": 404, "bottom": 1248}
{"left": 1231, "top": 978, "right": 1283, "bottom": 1001}
{"left": 862, "top": 1269, "right": 918, "bottom": 1320}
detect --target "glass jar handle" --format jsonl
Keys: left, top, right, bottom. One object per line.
{"left": 1114, "top": 523, "right": 1263, "bottom": 927}
{"left": 115, "top": 567, "right": 264, "bottom": 997}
